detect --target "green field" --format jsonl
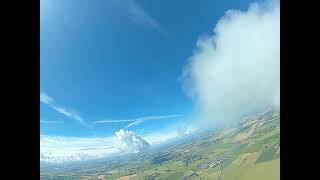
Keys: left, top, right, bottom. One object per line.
{"left": 41, "top": 110, "right": 280, "bottom": 180}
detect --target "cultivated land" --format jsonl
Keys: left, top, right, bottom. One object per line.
{"left": 41, "top": 109, "right": 280, "bottom": 180}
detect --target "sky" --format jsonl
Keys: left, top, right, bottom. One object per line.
{"left": 41, "top": 0, "right": 254, "bottom": 137}
{"left": 40, "top": 0, "right": 279, "bottom": 163}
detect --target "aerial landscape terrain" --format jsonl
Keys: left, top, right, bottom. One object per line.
{"left": 40, "top": 0, "right": 280, "bottom": 179}
{"left": 41, "top": 109, "right": 280, "bottom": 180}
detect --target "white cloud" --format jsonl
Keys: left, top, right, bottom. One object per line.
{"left": 126, "top": 0, "right": 166, "bottom": 35}
{"left": 40, "top": 120, "right": 63, "bottom": 124}
{"left": 124, "top": 119, "right": 144, "bottom": 129}
{"left": 123, "top": 115, "right": 183, "bottom": 129}
{"left": 40, "top": 124, "right": 198, "bottom": 163}
{"left": 94, "top": 114, "right": 183, "bottom": 129}
{"left": 40, "top": 92, "right": 54, "bottom": 104}
{"left": 182, "top": 1, "right": 280, "bottom": 127}
{"left": 40, "top": 135, "right": 121, "bottom": 163}
{"left": 94, "top": 119, "right": 136, "bottom": 124}
{"left": 40, "top": 92, "right": 87, "bottom": 126}
{"left": 143, "top": 126, "right": 198, "bottom": 145}
{"left": 115, "top": 129, "right": 150, "bottom": 152}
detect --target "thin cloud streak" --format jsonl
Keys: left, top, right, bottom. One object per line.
{"left": 40, "top": 93, "right": 54, "bottom": 104}
{"left": 40, "top": 92, "right": 181, "bottom": 130}
{"left": 40, "top": 120, "right": 63, "bottom": 124}
{"left": 127, "top": 0, "right": 167, "bottom": 35}
{"left": 40, "top": 92, "right": 87, "bottom": 126}
{"left": 95, "top": 114, "right": 183, "bottom": 129}
{"left": 94, "top": 119, "right": 136, "bottom": 124}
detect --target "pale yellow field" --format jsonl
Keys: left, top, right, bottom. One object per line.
{"left": 241, "top": 158, "right": 280, "bottom": 180}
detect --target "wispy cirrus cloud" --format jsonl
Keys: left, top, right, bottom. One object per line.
{"left": 94, "top": 119, "right": 136, "bottom": 123}
{"left": 94, "top": 114, "right": 183, "bottom": 129}
{"left": 40, "top": 120, "right": 63, "bottom": 124}
{"left": 40, "top": 93, "right": 54, "bottom": 104}
{"left": 40, "top": 92, "right": 87, "bottom": 126}
{"left": 126, "top": 0, "right": 166, "bottom": 35}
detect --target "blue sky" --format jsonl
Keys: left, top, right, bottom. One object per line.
{"left": 40, "top": 0, "right": 255, "bottom": 137}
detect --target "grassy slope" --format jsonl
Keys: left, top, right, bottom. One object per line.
{"left": 241, "top": 158, "right": 280, "bottom": 180}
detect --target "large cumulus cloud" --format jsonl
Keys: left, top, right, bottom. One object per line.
{"left": 115, "top": 129, "right": 150, "bottom": 152}
{"left": 183, "top": 1, "right": 280, "bottom": 127}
